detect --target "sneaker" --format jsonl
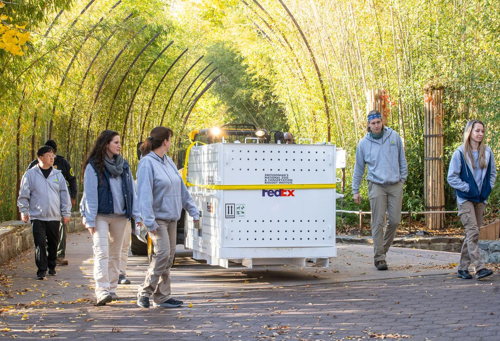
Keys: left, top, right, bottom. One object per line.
{"left": 110, "top": 292, "right": 119, "bottom": 301}
{"left": 96, "top": 293, "right": 113, "bottom": 306}
{"left": 457, "top": 270, "right": 473, "bottom": 279}
{"left": 375, "top": 260, "right": 388, "bottom": 271}
{"left": 118, "top": 275, "right": 131, "bottom": 284}
{"left": 137, "top": 295, "right": 150, "bottom": 308}
{"left": 48, "top": 269, "right": 57, "bottom": 276}
{"left": 37, "top": 273, "right": 46, "bottom": 280}
{"left": 56, "top": 258, "right": 69, "bottom": 266}
{"left": 475, "top": 268, "right": 493, "bottom": 279}
{"left": 152, "top": 298, "right": 183, "bottom": 308}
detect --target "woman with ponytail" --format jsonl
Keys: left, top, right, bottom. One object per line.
{"left": 135, "top": 127, "right": 199, "bottom": 309}
{"left": 81, "top": 130, "right": 142, "bottom": 306}
{"left": 448, "top": 120, "right": 497, "bottom": 280}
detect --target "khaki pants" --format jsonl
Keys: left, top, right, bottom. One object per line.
{"left": 138, "top": 220, "right": 176, "bottom": 304}
{"left": 458, "top": 201, "right": 486, "bottom": 272}
{"left": 119, "top": 222, "right": 131, "bottom": 276}
{"left": 93, "top": 215, "right": 128, "bottom": 296}
{"left": 368, "top": 181, "right": 404, "bottom": 262}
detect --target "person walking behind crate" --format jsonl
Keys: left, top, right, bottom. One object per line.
{"left": 352, "top": 110, "right": 408, "bottom": 271}
{"left": 447, "top": 120, "right": 496, "bottom": 280}
{"left": 136, "top": 127, "right": 199, "bottom": 309}
{"left": 18, "top": 146, "right": 72, "bottom": 280}
{"left": 81, "top": 130, "right": 143, "bottom": 306}
{"left": 27, "top": 140, "right": 77, "bottom": 266}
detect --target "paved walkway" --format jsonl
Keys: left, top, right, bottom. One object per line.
{"left": 0, "top": 231, "right": 499, "bottom": 340}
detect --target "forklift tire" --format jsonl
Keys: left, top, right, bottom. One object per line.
{"left": 130, "top": 232, "right": 147, "bottom": 256}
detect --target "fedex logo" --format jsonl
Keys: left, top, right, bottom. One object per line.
{"left": 262, "top": 189, "right": 295, "bottom": 197}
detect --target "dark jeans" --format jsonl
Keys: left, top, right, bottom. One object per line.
{"left": 32, "top": 220, "right": 60, "bottom": 276}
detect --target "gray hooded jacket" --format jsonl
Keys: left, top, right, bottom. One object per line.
{"left": 17, "top": 165, "right": 72, "bottom": 221}
{"left": 352, "top": 127, "right": 408, "bottom": 194}
{"left": 137, "top": 151, "right": 199, "bottom": 231}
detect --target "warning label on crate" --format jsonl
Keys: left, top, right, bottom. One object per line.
{"left": 225, "top": 203, "right": 235, "bottom": 219}
{"left": 264, "top": 173, "right": 294, "bottom": 184}
{"left": 235, "top": 204, "right": 245, "bottom": 218}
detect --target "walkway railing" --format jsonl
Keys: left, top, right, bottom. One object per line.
{"left": 336, "top": 210, "right": 458, "bottom": 235}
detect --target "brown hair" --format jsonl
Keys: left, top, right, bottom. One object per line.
{"left": 140, "top": 126, "right": 174, "bottom": 156}
{"left": 463, "top": 119, "right": 487, "bottom": 169}
{"left": 84, "top": 130, "right": 119, "bottom": 174}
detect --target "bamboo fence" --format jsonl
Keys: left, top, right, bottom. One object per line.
{"left": 424, "top": 87, "right": 445, "bottom": 230}
{"left": 366, "top": 89, "right": 389, "bottom": 125}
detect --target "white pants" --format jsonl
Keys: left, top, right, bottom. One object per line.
{"left": 119, "top": 222, "right": 131, "bottom": 276}
{"left": 93, "top": 215, "right": 128, "bottom": 296}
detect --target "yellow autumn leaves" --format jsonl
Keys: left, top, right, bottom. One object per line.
{"left": 0, "top": 1, "right": 31, "bottom": 56}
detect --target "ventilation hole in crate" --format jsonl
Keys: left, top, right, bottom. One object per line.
{"left": 316, "top": 151, "right": 318, "bottom": 154}
{"left": 323, "top": 220, "right": 325, "bottom": 222}
{"left": 239, "top": 158, "right": 242, "bottom": 161}
{"left": 301, "top": 151, "right": 303, "bottom": 154}
{"left": 247, "top": 150, "right": 250, "bottom": 153}
{"left": 308, "top": 159, "right": 310, "bottom": 161}
{"left": 239, "top": 168, "right": 242, "bottom": 171}
{"left": 292, "top": 238, "right": 295, "bottom": 240}
{"left": 300, "top": 159, "right": 303, "bottom": 161}
{"left": 308, "top": 169, "right": 310, "bottom": 171}
{"left": 293, "top": 169, "right": 295, "bottom": 171}
{"left": 293, "top": 151, "right": 295, "bottom": 153}
{"left": 293, "top": 230, "right": 295, "bottom": 232}
{"left": 323, "top": 230, "right": 325, "bottom": 232}
{"left": 307, "top": 230, "right": 309, "bottom": 233}
{"left": 255, "top": 158, "right": 258, "bottom": 161}
{"left": 263, "top": 169, "right": 265, "bottom": 171}
{"left": 270, "top": 158, "right": 273, "bottom": 161}
{"left": 247, "top": 169, "right": 249, "bottom": 171}
{"left": 285, "top": 220, "right": 288, "bottom": 222}
{"left": 308, "top": 220, "right": 310, "bottom": 222}
{"left": 277, "top": 238, "right": 280, "bottom": 240}
{"left": 254, "top": 230, "right": 257, "bottom": 232}
{"left": 307, "top": 238, "right": 310, "bottom": 240}
{"left": 300, "top": 230, "right": 302, "bottom": 232}
{"left": 323, "top": 169, "right": 325, "bottom": 172}
{"left": 255, "top": 150, "right": 257, "bottom": 153}
{"left": 300, "top": 169, "right": 303, "bottom": 171}
{"left": 300, "top": 238, "right": 303, "bottom": 240}
{"left": 270, "top": 169, "right": 272, "bottom": 171}
{"left": 255, "top": 169, "right": 257, "bottom": 171}
{"left": 285, "top": 230, "right": 287, "bottom": 232}
{"left": 247, "top": 158, "right": 250, "bottom": 161}
{"left": 254, "top": 238, "right": 257, "bottom": 240}
{"left": 262, "top": 238, "right": 264, "bottom": 240}
{"left": 315, "top": 220, "right": 317, "bottom": 222}
{"left": 292, "top": 220, "right": 295, "bottom": 222}
{"left": 315, "top": 230, "right": 317, "bottom": 232}
{"left": 323, "top": 151, "right": 326, "bottom": 154}
{"left": 315, "top": 238, "right": 317, "bottom": 240}
{"left": 278, "top": 169, "right": 280, "bottom": 171}
{"left": 247, "top": 238, "right": 249, "bottom": 240}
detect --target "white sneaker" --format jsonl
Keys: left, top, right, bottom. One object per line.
{"left": 96, "top": 293, "right": 112, "bottom": 306}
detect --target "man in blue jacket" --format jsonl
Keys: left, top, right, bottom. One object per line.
{"left": 352, "top": 110, "right": 408, "bottom": 270}
{"left": 18, "top": 146, "right": 72, "bottom": 280}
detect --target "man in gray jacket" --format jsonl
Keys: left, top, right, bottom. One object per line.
{"left": 17, "top": 146, "right": 72, "bottom": 280}
{"left": 352, "top": 110, "right": 408, "bottom": 270}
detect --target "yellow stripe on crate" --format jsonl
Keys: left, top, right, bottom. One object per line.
{"left": 185, "top": 183, "right": 336, "bottom": 190}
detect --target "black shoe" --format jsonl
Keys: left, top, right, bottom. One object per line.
{"left": 48, "top": 269, "right": 56, "bottom": 276}
{"left": 457, "top": 270, "right": 473, "bottom": 279}
{"left": 137, "top": 295, "right": 150, "bottom": 308}
{"left": 375, "top": 260, "right": 388, "bottom": 271}
{"left": 118, "top": 275, "right": 131, "bottom": 284}
{"left": 37, "top": 274, "right": 46, "bottom": 280}
{"left": 475, "top": 268, "right": 493, "bottom": 279}
{"left": 152, "top": 298, "right": 183, "bottom": 308}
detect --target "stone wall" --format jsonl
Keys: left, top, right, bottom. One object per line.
{"left": 337, "top": 236, "right": 464, "bottom": 253}
{"left": 479, "top": 240, "right": 500, "bottom": 264}
{"left": 0, "top": 213, "right": 85, "bottom": 265}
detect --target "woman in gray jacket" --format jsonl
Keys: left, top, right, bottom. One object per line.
{"left": 136, "top": 126, "right": 199, "bottom": 309}
{"left": 81, "top": 130, "right": 142, "bottom": 306}
{"left": 447, "top": 119, "right": 496, "bottom": 280}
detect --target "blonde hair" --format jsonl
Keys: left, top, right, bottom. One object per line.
{"left": 463, "top": 119, "right": 487, "bottom": 169}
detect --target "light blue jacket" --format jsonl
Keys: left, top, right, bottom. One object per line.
{"left": 80, "top": 164, "right": 141, "bottom": 228}
{"left": 137, "top": 151, "right": 199, "bottom": 231}
{"left": 17, "top": 165, "right": 72, "bottom": 221}
{"left": 352, "top": 127, "right": 408, "bottom": 194}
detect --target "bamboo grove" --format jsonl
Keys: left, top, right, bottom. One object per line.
{"left": 1, "top": 0, "right": 500, "bottom": 224}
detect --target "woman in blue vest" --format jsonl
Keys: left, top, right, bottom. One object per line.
{"left": 135, "top": 126, "right": 199, "bottom": 309}
{"left": 447, "top": 119, "right": 497, "bottom": 280}
{"left": 81, "top": 130, "right": 142, "bottom": 305}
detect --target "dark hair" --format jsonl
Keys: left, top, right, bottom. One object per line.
{"left": 84, "top": 130, "right": 119, "bottom": 174}
{"left": 139, "top": 127, "right": 174, "bottom": 156}
{"left": 37, "top": 146, "right": 55, "bottom": 157}
{"left": 44, "top": 140, "right": 57, "bottom": 153}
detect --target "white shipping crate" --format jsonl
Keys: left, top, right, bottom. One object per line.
{"left": 185, "top": 143, "right": 337, "bottom": 268}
